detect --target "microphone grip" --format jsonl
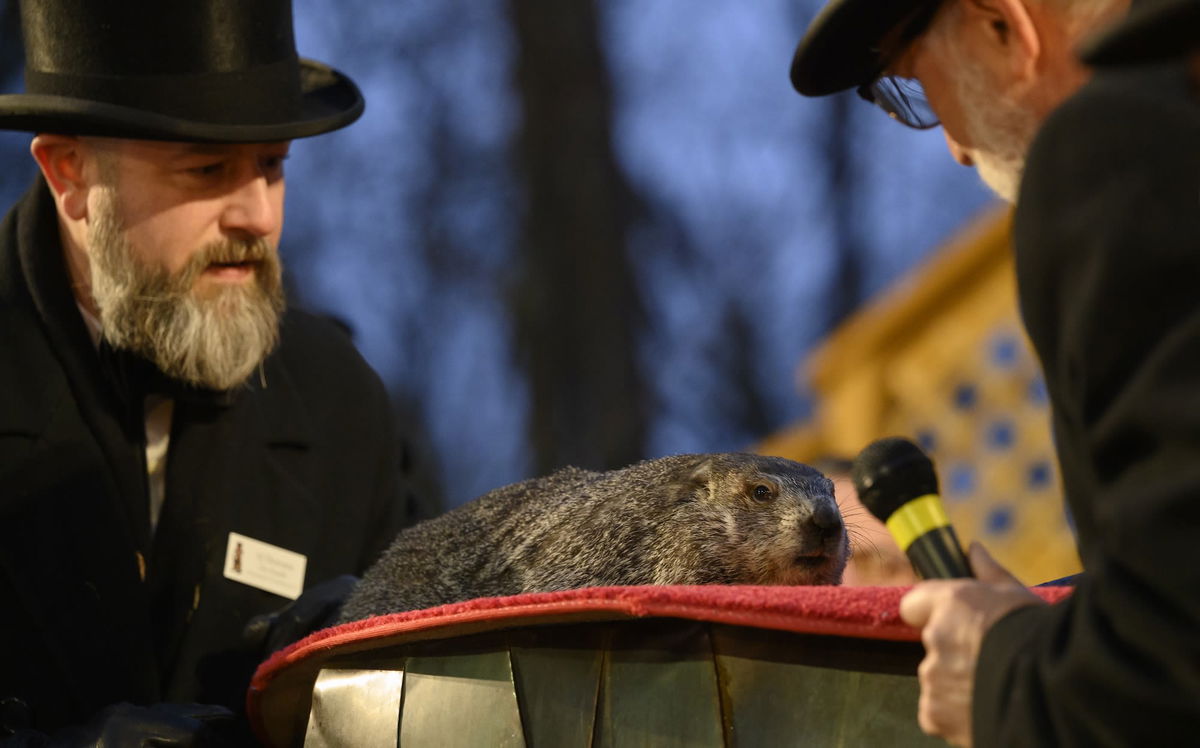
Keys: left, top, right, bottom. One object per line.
{"left": 883, "top": 493, "right": 974, "bottom": 579}
{"left": 906, "top": 525, "right": 973, "bottom": 579}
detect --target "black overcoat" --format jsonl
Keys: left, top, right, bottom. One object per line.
{"left": 0, "top": 181, "right": 418, "bottom": 733}
{"left": 974, "top": 62, "right": 1200, "bottom": 745}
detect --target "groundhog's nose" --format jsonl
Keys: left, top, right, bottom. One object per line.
{"left": 810, "top": 501, "right": 843, "bottom": 539}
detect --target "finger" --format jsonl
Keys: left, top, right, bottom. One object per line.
{"left": 900, "top": 582, "right": 941, "bottom": 627}
{"left": 917, "top": 690, "right": 939, "bottom": 737}
{"left": 967, "top": 541, "right": 1022, "bottom": 586}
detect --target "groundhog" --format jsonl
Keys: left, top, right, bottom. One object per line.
{"left": 338, "top": 453, "right": 849, "bottom": 622}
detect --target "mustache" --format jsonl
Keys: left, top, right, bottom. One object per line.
{"left": 173, "top": 237, "right": 275, "bottom": 286}
{"left": 196, "top": 237, "right": 272, "bottom": 266}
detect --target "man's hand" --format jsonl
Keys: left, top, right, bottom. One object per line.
{"left": 899, "top": 542, "right": 1043, "bottom": 747}
{"left": 243, "top": 574, "right": 359, "bottom": 656}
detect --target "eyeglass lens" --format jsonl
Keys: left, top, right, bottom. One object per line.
{"left": 858, "top": 0, "right": 944, "bottom": 129}
{"left": 864, "top": 76, "right": 940, "bottom": 129}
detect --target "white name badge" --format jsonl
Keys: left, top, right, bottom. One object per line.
{"left": 223, "top": 532, "right": 307, "bottom": 600}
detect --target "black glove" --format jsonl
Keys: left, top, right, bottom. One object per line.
{"left": 243, "top": 574, "right": 358, "bottom": 657}
{"left": 0, "top": 702, "right": 237, "bottom": 748}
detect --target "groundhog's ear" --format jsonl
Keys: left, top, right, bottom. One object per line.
{"left": 680, "top": 457, "right": 714, "bottom": 497}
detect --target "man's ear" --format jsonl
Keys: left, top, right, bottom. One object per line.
{"left": 30, "top": 134, "right": 92, "bottom": 221}
{"left": 962, "top": 0, "right": 1041, "bottom": 84}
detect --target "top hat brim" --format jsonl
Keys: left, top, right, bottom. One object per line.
{"left": 1080, "top": 0, "right": 1200, "bottom": 66}
{"left": 0, "top": 58, "right": 364, "bottom": 143}
{"left": 791, "top": 0, "right": 929, "bottom": 96}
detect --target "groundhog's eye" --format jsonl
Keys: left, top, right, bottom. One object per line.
{"left": 753, "top": 484, "right": 773, "bottom": 501}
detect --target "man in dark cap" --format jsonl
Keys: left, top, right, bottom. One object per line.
{"left": 793, "top": 0, "right": 1129, "bottom": 202}
{"left": 793, "top": 0, "right": 1200, "bottom": 746}
{"left": 0, "top": 1, "right": 424, "bottom": 744}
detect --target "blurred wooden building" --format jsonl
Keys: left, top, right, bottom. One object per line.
{"left": 759, "top": 208, "right": 1081, "bottom": 585}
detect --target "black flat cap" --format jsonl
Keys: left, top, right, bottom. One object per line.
{"left": 791, "top": 0, "right": 932, "bottom": 96}
{"left": 1081, "top": 0, "right": 1200, "bottom": 66}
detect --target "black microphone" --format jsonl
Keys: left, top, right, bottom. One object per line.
{"left": 851, "top": 436, "right": 973, "bottom": 579}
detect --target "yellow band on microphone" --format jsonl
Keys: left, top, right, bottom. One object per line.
{"left": 885, "top": 494, "right": 951, "bottom": 552}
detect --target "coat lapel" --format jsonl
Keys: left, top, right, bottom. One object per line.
{"left": 0, "top": 181, "right": 160, "bottom": 709}
{"left": 149, "top": 342, "right": 319, "bottom": 695}
{"left": 13, "top": 181, "right": 153, "bottom": 546}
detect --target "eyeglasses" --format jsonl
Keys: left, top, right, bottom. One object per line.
{"left": 856, "top": 0, "right": 944, "bottom": 129}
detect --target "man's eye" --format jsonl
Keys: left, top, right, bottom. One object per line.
{"left": 262, "top": 155, "right": 289, "bottom": 173}
{"left": 189, "top": 163, "right": 224, "bottom": 176}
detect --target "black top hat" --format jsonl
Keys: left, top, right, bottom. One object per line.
{"left": 1081, "top": 0, "right": 1200, "bottom": 66}
{"left": 790, "top": 0, "right": 932, "bottom": 96}
{"left": 0, "top": 0, "right": 364, "bottom": 142}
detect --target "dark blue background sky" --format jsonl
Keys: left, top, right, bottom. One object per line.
{"left": 0, "top": 0, "right": 996, "bottom": 508}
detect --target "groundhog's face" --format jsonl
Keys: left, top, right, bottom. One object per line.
{"left": 695, "top": 455, "right": 850, "bottom": 586}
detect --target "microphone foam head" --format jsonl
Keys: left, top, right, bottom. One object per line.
{"left": 850, "top": 436, "right": 940, "bottom": 522}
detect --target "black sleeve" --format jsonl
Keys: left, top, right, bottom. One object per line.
{"left": 975, "top": 64, "right": 1200, "bottom": 746}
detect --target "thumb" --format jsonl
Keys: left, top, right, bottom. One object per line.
{"left": 968, "top": 541, "right": 1022, "bottom": 586}
{"left": 899, "top": 583, "right": 937, "bottom": 628}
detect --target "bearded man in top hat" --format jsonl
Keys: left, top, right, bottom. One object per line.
{"left": 0, "top": 0, "right": 425, "bottom": 744}
{"left": 792, "top": 0, "right": 1200, "bottom": 745}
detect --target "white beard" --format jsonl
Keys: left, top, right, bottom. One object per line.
{"left": 87, "top": 187, "right": 286, "bottom": 391}
{"left": 946, "top": 42, "right": 1040, "bottom": 203}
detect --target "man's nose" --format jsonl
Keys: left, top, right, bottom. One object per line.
{"left": 220, "top": 175, "right": 282, "bottom": 238}
{"left": 943, "top": 128, "right": 974, "bottom": 166}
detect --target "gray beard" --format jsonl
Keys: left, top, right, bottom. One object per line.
{"left": 87, "top": 189, "right": 286, "bottom": 391}
{"left": 947, "top": 42, "right": 1039, "bottom": 203}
